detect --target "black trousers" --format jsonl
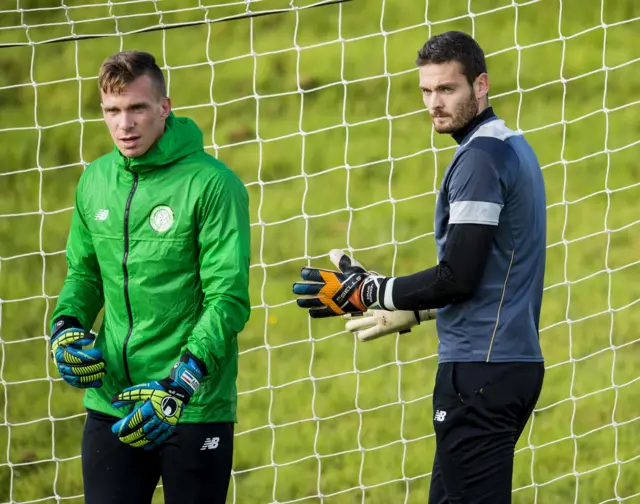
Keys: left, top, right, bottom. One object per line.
{"left": 428, "top": 361, "right": 545, "bottom": 504}
{"left": 81, "top": 409, "right": 234, "bottom": 504}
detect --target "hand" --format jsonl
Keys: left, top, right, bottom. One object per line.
{"left": 344, "top": 308, "right": 436, "bottom": 342}
{"left": 110, "top": 352, "right": 205, "bottom": 450}
{"left": 50, "top": 327, "right": 106, "bottom": 388}
{"left": 293, "top": 249, "right": 387, "bottom": 318}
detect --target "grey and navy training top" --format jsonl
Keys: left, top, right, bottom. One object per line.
{"left": 381, "top": 107, "right": 546, "bottom": 363}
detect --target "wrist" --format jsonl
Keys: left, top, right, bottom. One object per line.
{"left": 417, "top": 309, "right": 436, "bottom": 322}
{"left": 51, "top": 315, "right": 84, "bottom": 339}
{"left": 360, "top": 276, "right": 391, "bottom": 310}
{"left": 169, "top": 350, "right": 207, "bottom": 398}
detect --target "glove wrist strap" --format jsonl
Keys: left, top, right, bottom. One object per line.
{"left": 360, "top": 276, "right": 391, "bottom": 310}
{"left": 182, "top": 350, "right": 208, "bottom": 377}
{"left": 169, "top": 350, "right": 206, "bottom": 398}
{"left": 51, "top": 315, "right": 84, "bottom": 340}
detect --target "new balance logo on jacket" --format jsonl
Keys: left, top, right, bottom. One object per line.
{"left": 95, "top": 209, "right": 109, "bottom": 221}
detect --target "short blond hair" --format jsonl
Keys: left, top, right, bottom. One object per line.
{"left": 98, "top": 50, "right": 166, "bottom": 97}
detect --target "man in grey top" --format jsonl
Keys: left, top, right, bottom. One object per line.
{"left": 293, "top": 31, "right": 546, "bottom": 503}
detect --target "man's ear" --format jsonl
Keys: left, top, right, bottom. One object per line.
{"left": 474, "top": 73, "right": 490, "bottom": 101}
{"left": 161, "top": 96, "right": 172, "bottom": 119}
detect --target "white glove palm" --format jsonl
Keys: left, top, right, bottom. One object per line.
{"left": 344, "top": 309, "right": 435, "bottom": 342}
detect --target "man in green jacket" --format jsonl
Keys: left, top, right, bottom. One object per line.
{"left": 49, "top": 50, "right": 251, "bottom": 504}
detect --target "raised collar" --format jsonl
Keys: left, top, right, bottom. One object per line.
{"left": 452, "top": 106, "right": 497, "bottom": 145}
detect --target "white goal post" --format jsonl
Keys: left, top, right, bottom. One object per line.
{"left": 1, "top": 1, "right": 640, "bottom": 503}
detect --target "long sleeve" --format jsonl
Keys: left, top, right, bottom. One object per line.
{"left": 186, "top": 168, "right": 251, "bottom": 374}
{"left": 382, "top": 147, "right": 504, "bottom": 311}
{"left": 51, "top": 173, "right": 105, "bottom": 332}
{"left": 386, "top": 223, "right": 496, "bottom": 310}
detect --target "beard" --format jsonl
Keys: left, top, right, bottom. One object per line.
{"left": 432, "top": 90, "right": 479, "bottom": 134}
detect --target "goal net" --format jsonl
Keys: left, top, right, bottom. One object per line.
{"left": 1, "top": 0, "right": 640, "bottom": 503}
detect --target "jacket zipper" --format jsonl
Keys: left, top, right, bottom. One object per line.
{"left": 122, "top": 167, "right": 139, "bottom": 385}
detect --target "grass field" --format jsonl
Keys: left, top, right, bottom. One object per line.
{"left": 1, "top": 0, "right": 640, "bottom": 502}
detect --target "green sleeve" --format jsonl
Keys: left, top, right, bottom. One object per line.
{"left": 51, "top": 172, "right": 104, "bottom": 332}
{"left": 186, "top": 167, "right": 251, "bottom": 373}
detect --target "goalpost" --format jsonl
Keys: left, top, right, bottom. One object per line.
{"left": 1, "top": 0, "right": 640, "bottom": 503}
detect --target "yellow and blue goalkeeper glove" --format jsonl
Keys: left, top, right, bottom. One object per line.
{"left": 110, "top": 351, "right": 206, "bottom": 450}
{"left": 293, "top": 249, "right": 388, "bottom": 318}
{"left": 50, "top": 317, "right": 106, "bottom": 389}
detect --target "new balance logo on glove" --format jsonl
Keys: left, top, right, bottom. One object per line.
{"left": 201, "top": 437, "right": 220, "bottom": 450}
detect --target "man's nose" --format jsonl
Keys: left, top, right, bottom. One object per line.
{"left": 427, "top": 92, "right": 444, "bottom": 110}
{"left": 119, "top": 112, "right": 135, "bottom": 130}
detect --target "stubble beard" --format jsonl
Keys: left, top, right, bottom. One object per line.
{"left": 433, "top": 90, "right": 479, "bottom": 135}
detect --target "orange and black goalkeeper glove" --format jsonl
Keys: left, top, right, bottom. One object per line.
{"left": 293, "top": 249, "right": 389, "bottom": 318}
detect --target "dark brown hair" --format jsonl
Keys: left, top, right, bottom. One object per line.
{"left": 98, "top": 50, "right": 166, "bottom": 97}
{"left": 416, "top": 31, "right": 487, "bottom": 86}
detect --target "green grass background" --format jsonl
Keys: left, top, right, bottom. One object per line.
{"left": 1, "top": 0, "right": 640, "bottom": 502}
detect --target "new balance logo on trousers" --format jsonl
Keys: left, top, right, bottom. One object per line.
{"left": 201, "top": 437, "right": 220, "bottom": 450}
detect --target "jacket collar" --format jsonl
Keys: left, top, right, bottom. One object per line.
{"left": 114, "top": 112, "right": 204, "bottom": 174}
{"left": 452, "top": 106, "right": 497, "bottom": 145}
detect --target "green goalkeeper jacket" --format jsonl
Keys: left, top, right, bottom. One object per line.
{"left": 51, "top": 112, "right": 251, "bottom": 423}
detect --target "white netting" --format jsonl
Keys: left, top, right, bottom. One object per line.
{"left": 1, "top": 0, "right": 640, "bottom": 503}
